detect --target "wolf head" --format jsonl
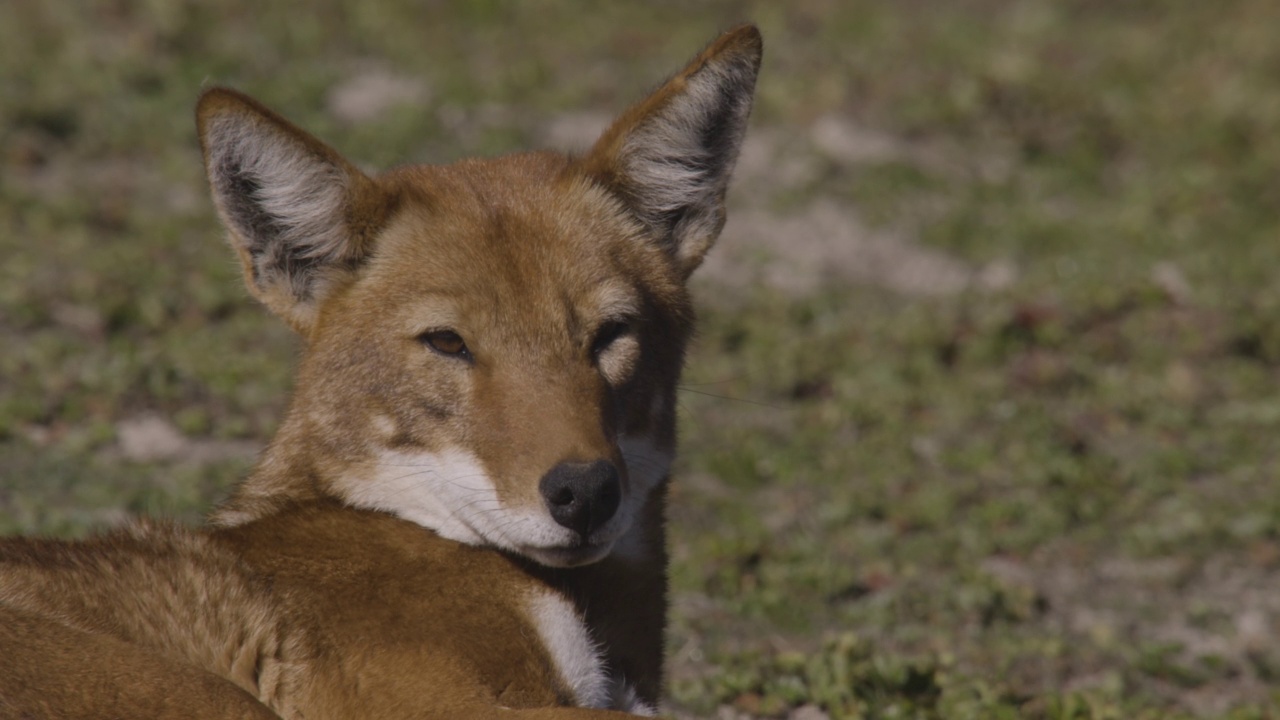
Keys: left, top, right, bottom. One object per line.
{"left": 198, "top": 26, "right": 761, "bottom": 567}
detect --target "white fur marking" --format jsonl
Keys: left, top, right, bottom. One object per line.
{"left": 342, "top": 439, "right": 669, "bottom": 564}
{"left": 615, "top": 56, "right": 754, "bottom": 267}
{"left": 525, "top": 590, "right": 610, "bottom": 708}
{"left": 342, "top": 448, "right": 502, "bottom": 547}
{"left": 598, "top": 334, "right": 639, "bottom": 385}
{"left": 343, "top": 448, "right": 581, "bottom": 556}
{"left": 609, "top": 681, "right": 658, "bottom": 716}
{"left": 593, "top": 283, "right": 641, "bottom": 385}
{"left": 205, "top": 116, "right": 350, "bottom": 263}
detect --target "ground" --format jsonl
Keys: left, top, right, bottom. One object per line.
{"left": 2, "top": 2, "right": 1279, "bottom": 718}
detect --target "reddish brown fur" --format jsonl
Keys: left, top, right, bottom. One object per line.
{"left": 0, "top": 24, "right": 761, "bottom": 718}
{"left": 2, "top": 504, "right": 654, "bottom": 718}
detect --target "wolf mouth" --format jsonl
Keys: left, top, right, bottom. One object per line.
{"left": 521, "top": 539, "right": 617, "bottom": 568}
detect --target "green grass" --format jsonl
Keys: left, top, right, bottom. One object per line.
{"left": 4, "top": 2, "right": 1280, "bottom": 718}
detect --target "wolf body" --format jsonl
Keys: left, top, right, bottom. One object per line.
{"left": 0, "top": 25, "right": 761, "bottom": 719}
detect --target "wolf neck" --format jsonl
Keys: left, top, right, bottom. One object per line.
{"left": 209, "top": 409, "right": 347, "bottom": 526}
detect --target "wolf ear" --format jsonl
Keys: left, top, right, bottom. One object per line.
{"left": 196, "top": 88, "right": 392, "bottom": 334}
{"left": 581, "top": 25, "right": 761, "bottom": 278}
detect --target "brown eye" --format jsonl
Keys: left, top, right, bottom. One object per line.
{"left": 420, "top": 330, "right": 472, "bottom": 361}
{"left": 591, "top": 320, "right": 631, "bottom": 358}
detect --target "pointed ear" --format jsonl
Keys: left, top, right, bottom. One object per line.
{"left": 196, "top": 88, "right": 394, "bottom": 334}
{"left": 579, "top": 25, "right": 761, "bottom": 278}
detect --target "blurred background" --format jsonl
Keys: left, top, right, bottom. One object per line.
{"left": 2, "top": 2, "right": 1279, "bottom": 717}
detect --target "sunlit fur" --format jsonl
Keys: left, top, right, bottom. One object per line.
{"left": 0, "top": 25, "right": 761, "bottom": 718}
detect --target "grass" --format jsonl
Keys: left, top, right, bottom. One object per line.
{"left": 3, "top": 1, "right": 1280, "bottom": 718}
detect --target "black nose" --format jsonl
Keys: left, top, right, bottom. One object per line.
{"left": 539, "top": 460, "right": 622, "bottom": 538}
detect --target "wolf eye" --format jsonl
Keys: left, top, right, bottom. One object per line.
{"left": 591, "top": 320, "right": 632, "bottom": 357}
{"left": 420, "top": 330, "right": 471, "bottom": 361}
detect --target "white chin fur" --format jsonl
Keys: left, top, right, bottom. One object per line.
{"left": 340, "top": 447, "right": 501, "bottom": 547}
{"left": 340, "top": 440, "right": 670, "bottom": 565}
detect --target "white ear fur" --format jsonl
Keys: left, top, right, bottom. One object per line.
{"left": 197, "top": 89, "right": 386, "bottom": 331}
{"left": 203, "top": 115, "right": 351, "bottom": 279}
{"left": 586, "top": 26, "right": 762, "bottom": 277}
